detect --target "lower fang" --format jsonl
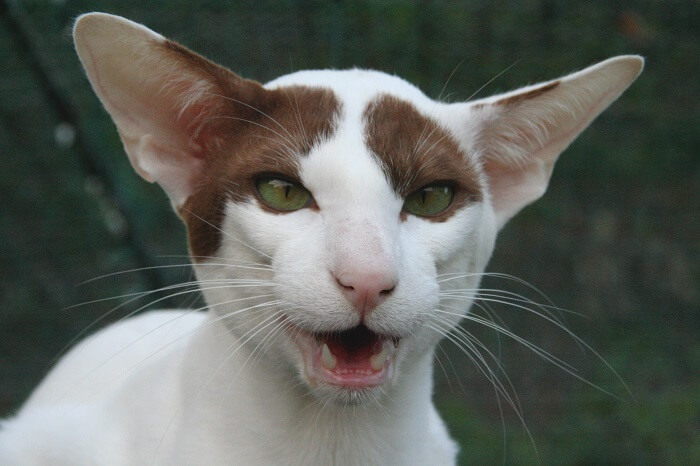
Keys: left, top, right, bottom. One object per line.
{"left": 321, "top": 343, "right": 337, "bottom": 370}
{"left": 370, "top": 343, "right": 390, "bottom": 371}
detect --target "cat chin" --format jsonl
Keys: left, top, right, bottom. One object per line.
{"left": 306, "top": 382, "right": 392, "bottom": 407}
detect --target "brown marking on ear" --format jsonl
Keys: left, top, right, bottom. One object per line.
{"left": 495, "top": 81, "right": 560, "bottom": 107}
{"left": 363, "top": 94, "right": 481, "bottom": 222}
{"left": 175, "top": 79, "right": 341, "bottom": 260}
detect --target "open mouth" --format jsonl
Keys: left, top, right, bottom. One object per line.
{"left": 293, "top": 324, "right": 400, "bottom": 389}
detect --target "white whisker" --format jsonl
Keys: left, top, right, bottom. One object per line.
{"left": 202, "top": 92, "right": 297, "bottom": 142}
{"left": 181, "top": 208, "right": 272, "bottom": 260}
{"left": 426, "top": 320, "right": 540, "bottom": 462}
{"left": 464, "top": 58, "right": 523, "bottom": 102}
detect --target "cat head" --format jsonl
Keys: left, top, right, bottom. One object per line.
{"left": 74, "top": 13, "right": 642, "bottom": 404}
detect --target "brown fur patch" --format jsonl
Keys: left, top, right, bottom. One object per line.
{"left": 363, "top": 94, "right": 482, "bottom": 222}
{"left": 470, "top": 81, "right": 560, "bottom": 112}
{"left": 162, "top": 41, "right": 341, "bottom": 259}
{"left": 495, "top": 81, "right": 560, "bottom": 107}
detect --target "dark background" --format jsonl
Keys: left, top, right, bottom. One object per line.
{"left": 1, "top": 0, "right": 697, "bottom": 463}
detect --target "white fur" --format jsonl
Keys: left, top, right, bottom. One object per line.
{"left": 0, "top": 13, "right": 643, "bottom": 465}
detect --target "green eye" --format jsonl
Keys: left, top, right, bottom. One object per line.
{"left": 256, "top": 177, "right": 312, "bottom": 211}
{"left": 403, "top": 184, "right": 454, "bottom": 217}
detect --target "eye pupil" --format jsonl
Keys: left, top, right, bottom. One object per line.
{"left": 284, "top": 185, "right": 291, "bottom": 198}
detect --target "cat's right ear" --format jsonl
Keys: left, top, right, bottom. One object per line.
{"left": 442, "top": 56, "right": 643, "bottom": 229}
{"left": 73, "top": 13, "right": 265, "bottom": 208}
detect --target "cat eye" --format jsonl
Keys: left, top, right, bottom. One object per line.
{"left": 403, "top": 184, "right": 454, "bottom": 217}
{"left": 256, "top": 177, "right": 312, "bottom": 212}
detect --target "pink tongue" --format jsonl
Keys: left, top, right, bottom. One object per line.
{"left": 324, "top": 328, "right": 382, "bottom": 369}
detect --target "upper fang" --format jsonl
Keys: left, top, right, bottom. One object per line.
{"left": 321, "top": 343, "right": 337, "bottom": 370}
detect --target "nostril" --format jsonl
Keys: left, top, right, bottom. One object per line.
{"left": 379, "top": 286, "right": 395, "bottom": 296}
{"left": 335, "top": 275, "right": 354, "bottom": 291}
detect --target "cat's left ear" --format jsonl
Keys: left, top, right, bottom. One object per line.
{"left": 73, "top": 13, "right": 267, "bottom": 208}
{"left": 443, "top": 56, "right": 643, "bottom": 229}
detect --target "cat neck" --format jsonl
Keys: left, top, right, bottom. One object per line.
{"left": 173, "top": 310, "right": 437, "bottom": 463}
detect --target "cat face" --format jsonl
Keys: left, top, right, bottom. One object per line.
{"left": 73, "top": 13, "right": 643, "bottom": 404}
{"left": 189, "top": 70, "right": 497, "bottom": 402}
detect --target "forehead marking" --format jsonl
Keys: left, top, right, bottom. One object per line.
{"left": 363, "top": 94, "right": 482, "bottom": 222}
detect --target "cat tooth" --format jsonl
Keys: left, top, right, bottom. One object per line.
{"left": 391, "top": 337, "right": 400, "bottom": 349}
{"left": 370, "top": 343, "right": 390, "bottom": 371}
{"left": 321, "top": 343, "right": 337, "bottom": 370}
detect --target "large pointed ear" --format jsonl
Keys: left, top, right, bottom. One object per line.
{"left": 444, "top": 56, "right": 643, "bottom": 229}
{"left": 73, "top": 13, "right": 265, "bottom": 208}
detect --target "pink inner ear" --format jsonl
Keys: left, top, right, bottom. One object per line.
{"left": 106, "top": 69, "right": 229, "bottom": 207}
{"left": 166, "top": 80, "right": 225, "bottom": 159}
{"left": 132, "top": 134, "right": 204, "bottom": 205}
{"left": 78, "top": 26, "right": 234, "bottom": 206}
{"left": 482, "top": 156, "right": 549, "bottom": 221}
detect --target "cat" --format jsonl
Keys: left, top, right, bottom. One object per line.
{"left": 0, "top": 12, "right": 642, "bottom": 465}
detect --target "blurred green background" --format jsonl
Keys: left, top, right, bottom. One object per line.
{"left": 0, "top": 0, "right": 697, "bottom": 463}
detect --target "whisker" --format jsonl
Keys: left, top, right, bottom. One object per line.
{"left": 249, "top": 313, "right": 291, "bottom": 369}
{"left": 437, "top": 58, "right": 466, "bottom": 102}
{"left": 201, "top": 92, "right": 297, "bottom": 142}
{"left": 433, "top": 341, "right": 465, "bottom": 394}
{"left": 418, "top": 132, "right": 451, "bottom": 164}
{"left": 426, "top": 321, "right": 522, "bottom": 420}
{"left": 439, "top": 299, "right": 510, "bottom": 362}
{"left": 437, "top": 305, "right": 629, "bottom": 400}
{"left": 78, "top": 262, "right": 274, "bottom": 286}
{"left": 205, "top": 114, "right": 297, "bottom": 151}
{"left": 463, "top": 294, "right": 592, "bottom": 353}
{"left": 181, "top": 208, "right": 272, "bottom": 260}
{"left": 53, "top": 299, "right": 283, "bottom": 408}
{"left": 436, "top": 307, "right": 577, "bottom": 372}
{"left": 55, "top": 281, "right": 210, "bottom": 363}
{"left": 440, "top": 288, "right": 581, "bottom": 324}
{"left": 159, "top": 254, "right": 273, "bottom": 268}
{"left": 438, "top": 271, "right": 560, "bottom": 315}
{"left": 284, "top": 87, "right": 309, "bottom": 150}
{"left": 426, "top": 320, "right": 540, "bottom": 462}
{"left": 218, "top": 314, "right": 290, "bottom": 407}
{"left": 464, "top": 58, "right": 523, "bottom": 102}
{"left": 432, "top": 314, "right": 523, "bottom": 409}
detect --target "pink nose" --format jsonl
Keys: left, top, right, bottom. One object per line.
{"left": 335, "top": 271, "right": 397, "bottom": 317}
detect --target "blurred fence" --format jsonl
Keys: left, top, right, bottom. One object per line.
{"left": 0, "top": 0, "right": 697, "bottom": 463}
